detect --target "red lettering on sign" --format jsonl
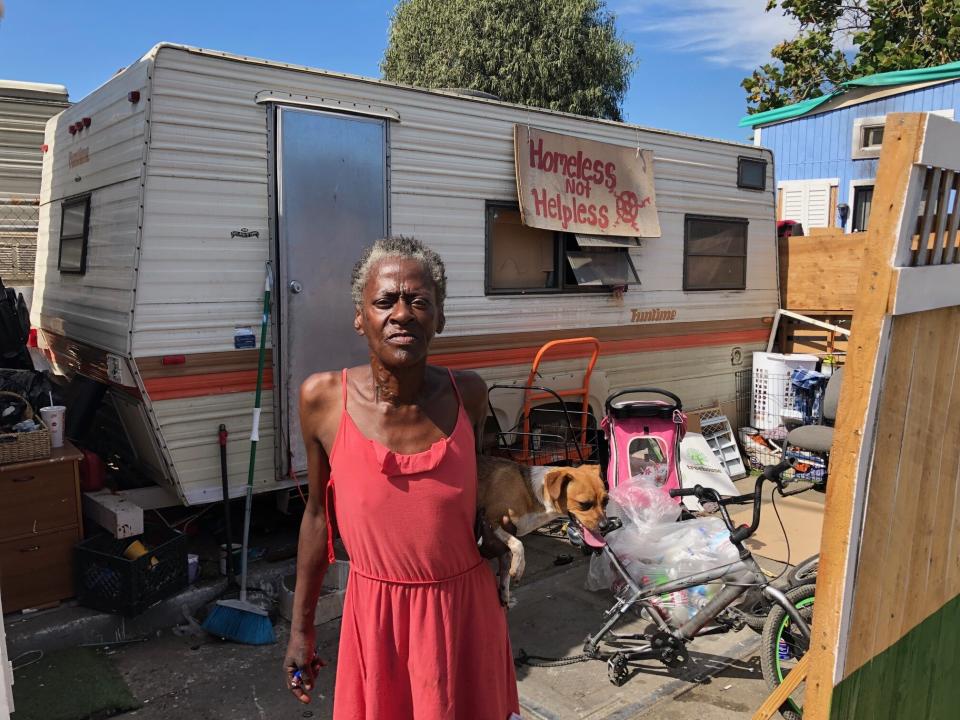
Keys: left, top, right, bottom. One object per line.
{"left": 598, "top": 206, "right": 610, "bottom": 229}
{"left": 531, "top": 188, "right": 548, "bottom": 217}
{"left": 527, "top": 137, "right": 616, "bottom": 193}
{"left": 564, "top": 177, "right": 592, "bottom": 198}
{"left": 528, "top": 187, "right": 615, "bottom": 231}
{"left": 604, "top": 162, "right": 617, "bottom": 191}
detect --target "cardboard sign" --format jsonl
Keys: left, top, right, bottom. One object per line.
{"left": 514, "top": 125, "right": 660, "bottom": 237}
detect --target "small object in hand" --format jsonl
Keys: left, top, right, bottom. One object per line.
{"left": 553, "top": 553, "right": 573, "bottom": 566}
{"left": 290, "top": 651, "right": 326, "bottom": 693}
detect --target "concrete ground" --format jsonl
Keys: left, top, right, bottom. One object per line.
{"left": 10, "top": 481, "right": 824, "bottom": 719}
{"left": 99, "top": 534, "right": 770, "bottom": 720}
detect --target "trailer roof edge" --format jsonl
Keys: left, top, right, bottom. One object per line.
{"left": 139, "top": 42, "right": 766, "bottom": 154}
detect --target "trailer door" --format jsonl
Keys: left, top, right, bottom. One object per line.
{"left": 277, "top": 107, "right": 388, "bottom": 474}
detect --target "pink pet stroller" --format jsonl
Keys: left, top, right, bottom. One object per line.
{"left": 602, "top": 388, "right": 687, "bottom": 497}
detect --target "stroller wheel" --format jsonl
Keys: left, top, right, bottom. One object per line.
{"left": 607, "top": 654, "right": 629, "bottom": 686}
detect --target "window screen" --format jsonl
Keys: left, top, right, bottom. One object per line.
{"left": 59, "top": 195, "right": 90, "bottom": 274}
{"left": 628, "top": 436, "right": 670, "bottom": 485}
{"left": 738, "top": 157, "right": 767, "bottom": 191}
{"left": 683, "top": 216, "right": 748, "bottom": 291}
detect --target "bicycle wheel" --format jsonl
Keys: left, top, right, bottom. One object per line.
{"left": 760, "top": 583, "right": 815, "bottom": 720}
{"left": 786, "top": 555, "right": 819, "bottom": 586}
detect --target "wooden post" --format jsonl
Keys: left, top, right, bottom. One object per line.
{"left": 803, "top": 113, "right": 927, "bottom": 719}
{"left": 804, "top": 114, "right": 924, "bottom": 720}
{"left": 762, "top": 112, "right": 960, "bottom": 720}
{"left": 752, "top": 655, "right": 809, "bottom": 720}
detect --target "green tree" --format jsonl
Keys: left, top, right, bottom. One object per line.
{"left": 381, "top": 0, "right": 635, "bottom": 121}
{"left": 743, "top": 0, "right": 960, "bottom": 113}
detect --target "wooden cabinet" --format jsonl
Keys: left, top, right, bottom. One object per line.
{"left": 0, "top": 442, "right": 83, "bottom": 612}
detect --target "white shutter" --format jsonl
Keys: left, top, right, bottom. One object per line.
{"left": 778, "top": 179, "right": 838, "bottom": 230}
{"left": 806, "top": 185, "right": 831, "bottom": 227}
{"left": 782, "top": 187, "right": 805, "bottom": 222}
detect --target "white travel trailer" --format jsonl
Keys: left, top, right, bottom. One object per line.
{"left": 33, "top": 44, "right": 777, "bottom": 507}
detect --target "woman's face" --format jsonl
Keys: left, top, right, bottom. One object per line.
{"left": 354, "top": 256, "right": 444, "bottom": 367}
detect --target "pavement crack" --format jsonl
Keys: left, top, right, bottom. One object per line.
{"left": 252, "top": 684, "right": 267, "bottom": 719}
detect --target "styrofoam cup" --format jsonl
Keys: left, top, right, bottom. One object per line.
{"left": 40, "top": 405, "right": 66, "bottom": 447}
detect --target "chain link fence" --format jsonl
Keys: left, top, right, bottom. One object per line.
{"left": 0, "top": 195, "right": 40, "bottom": 284}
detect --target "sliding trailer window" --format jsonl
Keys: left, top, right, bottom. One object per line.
{"left": 683, "top": 215, "right": 747, "bottom": 291}
{"left": 58, "top": 194, "right": 90, "bottom": 274}
{"left": 486, "top": 203, "right": 638, "bottom": 294}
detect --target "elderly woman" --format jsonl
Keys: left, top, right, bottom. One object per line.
{"left": 284, "top": 237, "right": 520, "bottom": 719}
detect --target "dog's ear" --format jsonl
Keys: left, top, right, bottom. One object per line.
{"left": 544, "top": 469, "right": 574, "bottom": 510}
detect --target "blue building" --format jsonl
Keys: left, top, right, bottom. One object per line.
{"left": 741, "top": 62, "right": 960, "bottom": 233}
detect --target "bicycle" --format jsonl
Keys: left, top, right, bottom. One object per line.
{"left": 566, "top": 458, "right": 813, "bottom": 718}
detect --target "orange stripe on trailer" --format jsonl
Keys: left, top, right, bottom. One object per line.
{"left": 429, "top": 328, "right": 769, "bottom": 369}
{"left": 144, "top": 368, "right": 274, "bottom": 401}
{"left": 141, "top": 328, "right": 767, "bottom": 400}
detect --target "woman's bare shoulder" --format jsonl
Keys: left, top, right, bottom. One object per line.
{"left": 448, "top": 368, "right": 488, "bottom": 420}
{"left": 449, "top": 368, "right": 486, "bottom": 394}
{"left": 299, "top": 370, "right": 342, "bottom": 411}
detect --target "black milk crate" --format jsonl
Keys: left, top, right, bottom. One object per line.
{"left": 75, "top": 526, "right": 188, "bottom": 616}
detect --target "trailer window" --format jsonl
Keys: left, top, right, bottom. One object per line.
{"left": 565, "top": 248, "right": 638, "bottom": 286}
{"left": 486, "top": 204, "right": 638, "bottom": 294}
{"left": 683, "top": 215, "right": 747, "bottom": 291}
{"left": 737, "top": 157, "right": 767, "bottom": 191}
{"left": 58, "top": 195, "right": 90, "bottom": 274}
{"left": 487, "top": 206, "right": 558, "bottom": 291}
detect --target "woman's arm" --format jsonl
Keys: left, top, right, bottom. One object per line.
{"left": 284, "top": 372, "right": 337, "bottom": 703}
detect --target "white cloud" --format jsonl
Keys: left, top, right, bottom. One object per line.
{"left": 611, "top": 0, "right": 799, "bottom": 70}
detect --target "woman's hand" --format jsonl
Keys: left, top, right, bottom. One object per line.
{"left": 284, "top": 627, "right": 324, "bottom": 704}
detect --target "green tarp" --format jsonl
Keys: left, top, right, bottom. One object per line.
{"left": 739, "top": 60, "right": 960, "bottom": 128}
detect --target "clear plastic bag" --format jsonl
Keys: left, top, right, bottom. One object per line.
{"left": 587, "top": 475, "right": 741, "bottom": 624}
{"left": 609, "top": 473, "right": 681, "bottom": 528}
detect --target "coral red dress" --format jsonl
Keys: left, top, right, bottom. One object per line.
{"left": 325, "top": 368, "right": 519, "bottom": 720}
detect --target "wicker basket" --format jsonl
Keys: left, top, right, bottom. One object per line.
{"left": 0, "top": 391, "right": 51, "bottom": 465}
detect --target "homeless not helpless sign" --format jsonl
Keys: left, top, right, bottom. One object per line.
{"left": 514, "top": 126, "right": 661, "bottom": 238}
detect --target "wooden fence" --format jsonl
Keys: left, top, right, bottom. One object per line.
{"left": 796, "top": 112, "right": 960, "bottom": 719}
{"left": 778, "top": 231, "right": 864, "bottom": 313}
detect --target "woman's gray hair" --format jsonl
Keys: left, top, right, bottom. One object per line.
{"left": 351, "top": 236, "right": 447, "bottom": 308}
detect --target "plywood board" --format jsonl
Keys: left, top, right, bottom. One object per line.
{"left": 778, "top": 232, "right": 865, "bottom": 312}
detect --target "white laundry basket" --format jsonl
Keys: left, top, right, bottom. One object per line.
{"left": 751, "top": 352, "right": 819, "bottom": 430}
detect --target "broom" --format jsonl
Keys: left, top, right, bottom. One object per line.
{"left": 203, "top": 263, "right": 276, "bottom": 645}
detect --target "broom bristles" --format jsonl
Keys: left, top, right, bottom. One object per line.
{"left": 202, "top": 598, "right": 275, "bottom": 645}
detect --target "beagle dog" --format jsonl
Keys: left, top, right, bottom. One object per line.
{"left": 477, "top": 456, "right": 609, "bottom": 606}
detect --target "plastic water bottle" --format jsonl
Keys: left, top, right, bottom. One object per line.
{"left": 778, "top": 639, "right": 791, "bottom": 660}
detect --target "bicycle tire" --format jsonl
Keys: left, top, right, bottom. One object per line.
{"left": 736, "top": 592, "right": 770, "bottom": 634}
{"left": 786, "top": 555, "right": 819, "bottom": 586}
{"left": 760, "top": 583, "right": 816, "bottom": 720}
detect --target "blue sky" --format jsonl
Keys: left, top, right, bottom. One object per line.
{"left": 0, "top": 1, "right": 796, "bottom": 142}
